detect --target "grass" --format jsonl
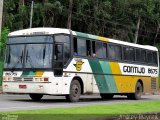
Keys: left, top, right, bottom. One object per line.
{"left": 0, "top": 101, "right": 160, "bottom": 120}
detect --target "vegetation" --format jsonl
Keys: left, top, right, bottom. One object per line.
{"left": 0, "top": 0, "right": 160, "bottom": 84}
{"left": 0, "top": 27, "right": 10, "bottom": 85}
{"left": 1, "top": 101, "right": 160, "bottom": 120}
{"left": 1, "top": 0, "right": 160, "bottom": 45}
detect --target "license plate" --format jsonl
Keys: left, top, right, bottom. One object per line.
{"left": 19, "top": 85, "right": 27, "bottom": 89}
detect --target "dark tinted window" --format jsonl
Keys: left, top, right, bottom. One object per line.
{"left": 92, "top": 41, "right": 96, "bottom": 57}
{"left": 108, "top": 44, "right": 122, "bottom": 60}
{"left": 141, "top": 49, "right": 146, "bottom": 62}
{"left": 77, "top": 38, "right": 86, "bottom": 56}
{"left": 86, "top": 40, "right": 91, "bottom": 56}
{"left": 136, "top": 49, "right": 146, "bottom": 62}
{"left": 55, "top": 35, "right": 71, "bottom": 64}
{"left": 146, "top": 51, "right": 153, "bottom": 63}
{"left": 123, "top": 47, "right": 135, "bottom": 61}
{"left": 103, "top": 43, "right": 107, "bottom": 58}
{"left": 73, "top": 37, "right": 77, "bottom": 55}
{"left": 136, "top": 49, "right": 141, "bottom": 61}
{"left": 153, "top": 52, "right": 158, "bottom": 64}
{"left": 96, "top": 42, "right": 104, "bottom": 58}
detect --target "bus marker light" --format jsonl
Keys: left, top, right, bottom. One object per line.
{"left": 44, "top": 78, "right": 48, "bottom": 81}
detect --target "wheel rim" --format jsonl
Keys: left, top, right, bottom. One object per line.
{"left": 72, "top": 84, "right": 79, "bottom": 97}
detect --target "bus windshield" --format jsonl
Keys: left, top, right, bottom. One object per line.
{"left": 4, "top": 36, "right": 53, "bottom": 69}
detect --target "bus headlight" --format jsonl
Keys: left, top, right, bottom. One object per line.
{"left": 3, "top": 76, "right": 13, "bottom": 81}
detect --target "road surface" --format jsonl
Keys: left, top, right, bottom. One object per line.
{"left": 0, "top": 94, "right": 160, "bottom": 112}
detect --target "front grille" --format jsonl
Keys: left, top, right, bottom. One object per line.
{"left": 23, "top": 78, "right": 33, "bottom": 81}
{"left": 151, "top": 78, "right": 156, "bottom": 90}
{"left": 13, "top": 77, "right": 33, "bottom": 82}
{"left": 13, "top": 77, "right": 22, "bottom": 81}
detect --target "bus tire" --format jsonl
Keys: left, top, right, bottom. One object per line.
{"left": 100, "top": 93, "right": 114, "bottom": 99}
{"left": 127, "top": 82, "right": 143, "bottom": 100}
{"left": 29, "top": 94, "right": 43, "bottom": 101}
{"left": 66, "top": 80, "right": 81, "bottom": 102}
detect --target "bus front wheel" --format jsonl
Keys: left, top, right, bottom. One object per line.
{"left": 66, "top": 80, "right": 81, "bottom": 102}
{"left": 127, "top": 82, "right": 143, "bottom": 100}
{"left": 29, "top": 94, "right": 43, "bottom": 101}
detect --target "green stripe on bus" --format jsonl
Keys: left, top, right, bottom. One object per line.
{"left": 99, "top": 61, "right": 117, "bottom": 93}
{"left": 21, "top": 71, "right": 35, "bottom": 77}
{"left": 89, "top": 60, "right": 117, "bottom": 93}
{"left": 76, "top": 32, "right": 98, "bottom": 40}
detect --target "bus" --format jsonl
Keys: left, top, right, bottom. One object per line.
{"left": 2, "top": 28, "right": 159, "bottom": 102}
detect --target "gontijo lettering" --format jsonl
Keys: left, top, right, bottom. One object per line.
{"left": 123, "top": 66, "right": 145, "bottom": 74}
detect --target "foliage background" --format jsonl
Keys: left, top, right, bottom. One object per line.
{"left": 0, "top": 0, "right": 160, "bottom": 85}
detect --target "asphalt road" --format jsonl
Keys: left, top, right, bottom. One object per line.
{"left": 0, "top": 94, "right": 160, "bottom": 112}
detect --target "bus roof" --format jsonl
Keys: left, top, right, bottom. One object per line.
{"left": 9, "top": 27, "right": 158, "bottom": 51}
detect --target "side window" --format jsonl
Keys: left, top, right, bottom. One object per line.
{"left": 141, "top": 49, "right": 146, "bottom": 62}
{"left": 123, "top": 47, "right": 135, "bottom": 61}
{"left": 135, "top": 49, "right": 141, "bottom": 62}
{"left": 108, "top": 44, "right": 122, "bottom": 60}
{"left": 153, "top": 52, "right": 158, "bottom": 65}
{"left": 146, "top": 51, "right": 153, "bottom": 63}
{"left": 92, "top": 41, "right": 96, "bottom": 57}
{"left": 77, "top": 38, "right": 86, "bottom": 56}
{"left": 55, "top": 35, "right": 71, "bottom": 65}
{"left": 147, "top": 51, "right": 158, "bottom": 65}
{"left": 73, "top": 37, "right": 78, "bottom": 55}
{"left": 103, "top": 43, "right": 107, "bottom": 58}
{"left": 136, "top": 49, "right": 146, "bottom": 62}
{"left": 96, "top": 42, "right": 104, "bottom": 58}
{"left": 86, "top": 40, "right": 91, "bottom": 56}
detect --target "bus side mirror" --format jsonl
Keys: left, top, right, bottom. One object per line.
{"left": 53, "top": 44, "right": 63, "bottom": 77}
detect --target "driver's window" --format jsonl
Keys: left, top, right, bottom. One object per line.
{"left": 55, "top": 44, "right": 63, "bottom": 61}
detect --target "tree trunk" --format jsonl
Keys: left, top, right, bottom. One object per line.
{"left": 153, "top": 22, "right": 160, "bottom": 46}
{"left": 134, "top": 16, "right": 141, "bottom": 44}
{"left": 0, "top": 0, "right": 3, "bottom": 38}
{"left": 19, "top": 0, "right": 25, "bottom": 29}
{"left": 67, "top": 0, "right": 73, "bottom": 29}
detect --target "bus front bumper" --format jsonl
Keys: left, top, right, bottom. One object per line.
{"left": 2, "top": 82, "right": 61, "bottom": 95}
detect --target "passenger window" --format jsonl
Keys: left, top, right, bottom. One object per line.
{"left": 77, "top": 38, "right": 86, "bottom": 56}
{"left": 86, "top": 40, "right": 91, "bottom": 56}
{"left": 92, "top": 41, "right": 96, "bottom": 57}
{"left": 73, "top": 37, "right": 78, "bottom": 55}
{"left": 153, "top": 52, "right": 158, "bottom": 65}
{"left": 108, "top": 44, "right": 122, "bottom": 60}
{"left": 136, "top": 49, "right": 146, "bottom": 63}
{"left": 135, "top": 49, "right": 141, "bottom": 62}
{"left": 141, "top": 50, "right": 146, "bottom": 62}
{"left": 96, "top": 42, "right": 104, "bottom": 58}
{"left": 123, "top": 47, "right": 135, "bottom": 61}
{"left": 146, "top": 51, "right": 153, "bottom": 63}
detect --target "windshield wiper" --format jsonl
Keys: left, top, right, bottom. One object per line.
{"left": 26, "top": 50, "right": 34, "bottom": 68}
{"left": 11, "top": 51, "right": 23, "bottom": 70}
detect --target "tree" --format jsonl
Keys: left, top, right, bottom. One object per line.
{"left": 129, "top": 0, "right": 155, "bottom": 44}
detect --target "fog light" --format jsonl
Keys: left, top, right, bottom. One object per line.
{"left": 4, "top": 84, "right": 9, "bottom": 89}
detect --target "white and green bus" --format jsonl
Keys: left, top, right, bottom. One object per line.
{"left": 2, "top": 28, "right": 159, "bottom": 102}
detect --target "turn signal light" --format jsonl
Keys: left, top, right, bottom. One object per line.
{"left": 34, "top": 77, "right": 48, "bottom": 82}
